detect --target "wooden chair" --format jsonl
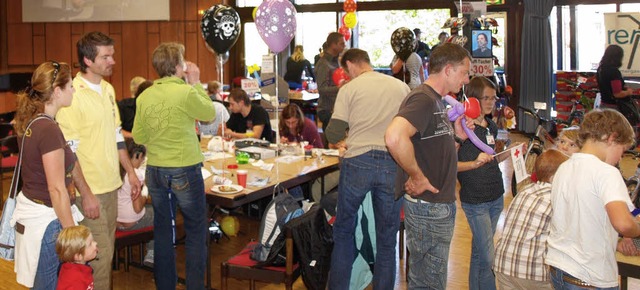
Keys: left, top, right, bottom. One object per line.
{"left": 113, "top": 226, "right": 154, "bottom": 272}
{"left": 220, "top": 229, "right": 300, "bottom": 290}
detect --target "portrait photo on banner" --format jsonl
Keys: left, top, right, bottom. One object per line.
{"left": 471, "top": 29, "right": 492, "bottom": 59}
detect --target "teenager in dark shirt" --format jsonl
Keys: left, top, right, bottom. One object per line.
{"left": 284, "top": 45, "right": 315, "bottom": 89}
{"left": 222, "top": 88, "right": 274, "bottom": 142}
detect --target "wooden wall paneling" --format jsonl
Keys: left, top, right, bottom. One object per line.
{"left": 121, "top": 22, "right": 151, "bottom": 96}
{"left": 185, "top": 31, "right": 199, "bottom": 62}
{"left": 33, "top": 35, "right": 45, "bottom": 64}
{"left": 0, "top": 92, "right": 16, "bottom": 113}
{"left": 71, "top": 23, "right": 83, "bottom": 35}
{"left": 7, "top": 24, "right": 33, "bottom": 65}
{"left": 109, "top": 23, "right": 122, "bottom": 35}
{"left": 71, "top": 34, "right": 83, "bottom": 73}
{"left": 110, "top": 34, "right": 124, "bottom": 100}
{"left": 44, "top": 23, "right": 73, "bottom": 64}
{"left": 6, "top": 0, "right": 21, "bottom": 24}
{"left": 159, "top": 21, "right": 186, "bottom": 44}
{"left": 196, "top": 33, "right": 218, "bottom": 84}
{"left": 171, "top": 0, "right": 186, "bottom": 21}
{"left": 147, "top": 32, "right": 161, "bottom": 80}
{"left": 82, "top": 22, "right": 110, "bottom": 35}
{"left": 148, "top": 22, "right": 160, "bottom": 34}
{"left": 185, "top": 0, "right": 199, "bottom": 21}
{"left": 32, "top": 23, "right": 44, "bottom": 36}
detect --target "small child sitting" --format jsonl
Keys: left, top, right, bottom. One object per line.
{"left": 56, "top": 225, "right": 98, "bottom": 290}
{"left": 116, "top": 138, "right": 154, "bottom": 265}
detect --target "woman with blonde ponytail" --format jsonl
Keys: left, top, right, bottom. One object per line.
{"left": 11, "top": 61, "right": 85, "bottom": 289}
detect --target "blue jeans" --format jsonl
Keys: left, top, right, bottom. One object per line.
{"left": 32, "top": 219, "right": 61, "bottom": 290}
{"left": 404, "top": 199, "right": 456, "bottom": 290}
{"left": 461, "top": 196, "right": 504, "bottom": 290}
{"left": 329, "top": 150, "right": 400, "bottom": 290}
{"left": 146, "top": 164, "right": 207, "bottom": 290}
{"left": 550, "top": 267, "right": 618, "bottom": 290}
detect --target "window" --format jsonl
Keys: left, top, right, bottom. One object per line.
{"left": 244, "top": 23, "right": 269, "bottom": 69}
{"left": 295, "top": 12, "right": 339, "bottom": 64}
{"left": 356, "top": 9, "right": 450, "bottom": 67}
{"left": 551, "top": 4, "right": 617, "bottom": 71}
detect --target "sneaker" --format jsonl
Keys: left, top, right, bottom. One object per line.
{"left": 143, "top": 250, "right": 154, "bottom": 267}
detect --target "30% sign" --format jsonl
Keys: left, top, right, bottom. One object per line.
{"left": 470, "top": 58, "right": 494, "bottom": 77}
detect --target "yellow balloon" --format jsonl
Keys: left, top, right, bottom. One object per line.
{"left": 221, "top": 216, "right": 240, "bottom": 237}
{"left": 344, "top": 12, "right": 358, "bottom": 29}
{"left": 252, "top": 6, "right": 258, "bottom": 20}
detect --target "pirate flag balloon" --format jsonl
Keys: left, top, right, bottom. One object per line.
{"left": 201, "top": 5, "right": 241, "bottom": 54}
{"left": 390, "top": 27, "right": 415, "bottom": 62}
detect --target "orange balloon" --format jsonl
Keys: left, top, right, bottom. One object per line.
{"left": 343, "top": 0, "right": 357, "bottom": 13}
{"left": 464, "top": 97, "right": 481, "bottom": 119}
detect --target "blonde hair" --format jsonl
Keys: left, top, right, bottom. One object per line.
{"left": 129, "top": 76, "right": 146, "bottom": 97}
{"left": 291, "top": 45, "right": 305, "bottom": 62}
{"left": 578, "top": 109, "right": 635, "bottom": 148}
{"left": 207, "top": 80, "right": 222, "bottom": 95}
{"left": 56, "top": 225, "right": 92, "bottom": 262}
{"left": 558, "top": 126, "right": 579, "bottom": 143}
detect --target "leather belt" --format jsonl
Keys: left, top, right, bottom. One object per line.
{"left": 549, "top": 266, "right": 595, "bottom": 288}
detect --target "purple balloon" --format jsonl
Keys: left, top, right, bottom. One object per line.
{"left": 443, "top": 95, "right": 495, "bottom": 155}
{"left": 255, "top": 0, "right": 297, "bottom": 53}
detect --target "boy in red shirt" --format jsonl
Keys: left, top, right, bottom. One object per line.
{"left": 55, "top": 225, "right": 98, "bottom": 290}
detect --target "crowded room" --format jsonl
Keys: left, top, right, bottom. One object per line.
{"left": 2, "top": 0, "right": 640, "bottom": 289}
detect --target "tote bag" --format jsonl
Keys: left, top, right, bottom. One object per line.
{"left": 0, "top": 117, "right": 45, "bottom": 261}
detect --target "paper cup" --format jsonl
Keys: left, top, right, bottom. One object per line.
{"left": 237, "top": 170, "right": 248, "bottom": 188}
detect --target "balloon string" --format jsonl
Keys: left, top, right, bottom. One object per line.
{"left": 274, "top": 52, "right": 280, "bottom": 183}
{"left": 219, "top": 55, "right": 226, "bottom": 176}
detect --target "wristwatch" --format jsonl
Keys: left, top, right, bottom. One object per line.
{"left": 453, "top": 135, "right": 464, "bottom": 145}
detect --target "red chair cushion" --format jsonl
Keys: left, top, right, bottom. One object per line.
{"left": 115, "top": 226, "right": 154, "bottom": 239}
{"left": 1, "top": 155, "right": 17, "bottom": 168}
{"left": 227, "top": 241, "right": 298, "bottom": 272}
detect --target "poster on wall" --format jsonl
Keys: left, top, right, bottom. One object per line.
{"left": 604, "top": 12, "right": 640, "bottom": 77}
{"left": 471, "top": 30, "right": 492, "bottom": 58}
{"left": 22, "top": 0, "right": 170, "bottom": 22}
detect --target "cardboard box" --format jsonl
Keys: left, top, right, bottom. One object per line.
{"left": 236, "top": 146, "right": 276, "bottom": 160}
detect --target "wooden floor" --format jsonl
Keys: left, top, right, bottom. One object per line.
{"left": 2, "top": 133, "right": 640, "bottom": 289}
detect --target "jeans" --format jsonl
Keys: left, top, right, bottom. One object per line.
{"left": 404, "top": 199, "right": 456, "bottom": 290}
{"left": 329, "top": 150, "right": 400, "bottom": 290}
{"left": 32, "top": 219, "right": 61, "bottom": 290}
{"left": 550, "top": 267, "right": 618, "bottom": 290}
{"left": 461, "top": 196, "right": 504, "bottom": 290}
{"left": 146, "top": 164, "right": 207, "bottom": 290}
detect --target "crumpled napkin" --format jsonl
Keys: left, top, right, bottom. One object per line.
{"left": 251, "top": 159, "right": 274, "bottom": 171}
{"left": 247, "top": 176, "right": 269, "bottom": 187}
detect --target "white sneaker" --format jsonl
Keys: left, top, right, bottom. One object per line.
{"left": 143, "top": 250, "right": 154, "bottom": 267}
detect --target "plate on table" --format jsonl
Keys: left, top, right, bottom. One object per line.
{"left": 211, "top": 184, "right": 244, "bottom": 195}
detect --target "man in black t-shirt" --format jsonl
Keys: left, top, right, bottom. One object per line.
{"left": 222, "top": 88, "right": 274, "bottom": 142}
{"left": 385, "top": 43, "right": 472, "bottom": 290}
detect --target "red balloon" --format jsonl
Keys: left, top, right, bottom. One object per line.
{"left": 464, "top": 97, "right": 481, "bottom": 119}
{"left": 338, "top": 26, "right": 351, "bottom": 41}
{"left": 343, "top": 0, "right": 357, "bottom": 12}
{"left": 332, "top": 67, "right": 350, "bottom": 86}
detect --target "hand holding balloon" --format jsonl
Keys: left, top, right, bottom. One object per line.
{"left": 443, "top": 95, "right": 495, "bottom": 155}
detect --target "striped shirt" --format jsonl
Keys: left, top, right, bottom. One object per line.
{"left": 493, "top": 182, "right": 552, "bottom": 281}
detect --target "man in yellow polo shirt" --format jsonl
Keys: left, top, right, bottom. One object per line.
{"left": 56, "top": 31, "right": 141, "bottom": 290}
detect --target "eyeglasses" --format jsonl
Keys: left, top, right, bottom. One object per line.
{"left": 480, "top": 95, "right": 498, "bottom": 101}
{"left": 51, "top": 61, "right": 60, "bottom": 87}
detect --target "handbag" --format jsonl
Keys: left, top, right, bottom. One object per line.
{"left": 0, "top": 116, "right": 46, "bottom": 261}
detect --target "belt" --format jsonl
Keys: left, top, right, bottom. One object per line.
{"left": 549, "top": 266, "right": 595, "bottom": 288}
{"left": 404, "top": 194, "right": 428, "bottom": 204}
